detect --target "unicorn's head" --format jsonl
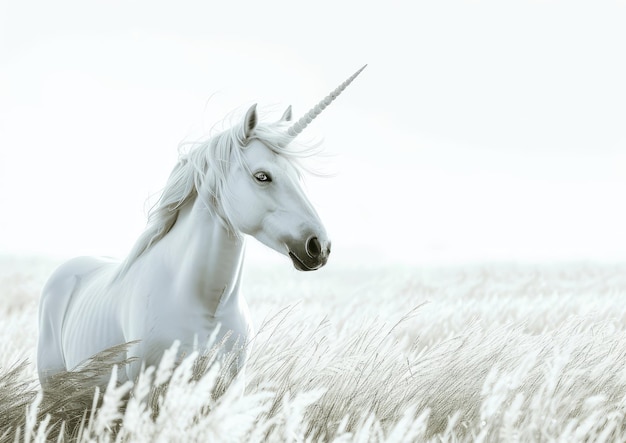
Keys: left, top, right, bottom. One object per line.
{"left": 215, "top": 66, "right": 366, "bottom": 271}
{"left": 218, "top": 105, "right": 330, "bottom": 271}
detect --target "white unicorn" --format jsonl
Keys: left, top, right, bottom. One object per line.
{"left": 37, "top": 66, "right": 366, "bottom": 389}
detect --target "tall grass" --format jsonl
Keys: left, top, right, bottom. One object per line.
{"left": 1, "top": 257, "right": 626, "bottom": 441}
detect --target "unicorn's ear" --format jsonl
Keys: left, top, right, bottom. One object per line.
{"left": 243, "top": 104, "right": 258, "bottom": 139}
{"left": 280, "top": 105, "right": 292, "bottom": 122}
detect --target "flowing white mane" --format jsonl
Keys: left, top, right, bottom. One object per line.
{"left": 115, "top": 115, "right": 315, "bottom": 279}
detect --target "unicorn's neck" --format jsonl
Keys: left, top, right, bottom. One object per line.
{"left": 155, "top": 196, "right": 246, "bottom": 314}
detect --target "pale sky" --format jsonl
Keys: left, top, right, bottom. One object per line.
{"left": 1, "top": 1, "right": 626, "bottom": 265}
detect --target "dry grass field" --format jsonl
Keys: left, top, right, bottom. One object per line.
{"left": 1, "top": 255, "right": 626, "bottom": 441}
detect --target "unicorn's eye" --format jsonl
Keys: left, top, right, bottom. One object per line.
{"left": 254, "top": 171, "right": 271, "bottom": 183}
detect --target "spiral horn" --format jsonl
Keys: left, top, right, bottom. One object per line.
{"left": 287, "top": 65, "right": 367, "bottom": 138}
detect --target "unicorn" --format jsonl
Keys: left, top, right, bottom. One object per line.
{"left": 37, "top": 66, "right": 366, "bottom": 389}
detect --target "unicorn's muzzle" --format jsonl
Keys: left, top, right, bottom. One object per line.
{"left": 288, "top": 236, "right": 331, "bottom": 271}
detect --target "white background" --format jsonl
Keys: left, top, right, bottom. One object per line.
{"left": 1, "top": 1, "right": 625, "bottom": 265}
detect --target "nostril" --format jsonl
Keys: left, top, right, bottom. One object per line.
{"left": 306, "top": 236, "right": 322, "bottom": 258}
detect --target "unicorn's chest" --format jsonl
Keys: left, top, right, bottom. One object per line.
{"left": 135, "top": 284, "right": 253, "bottom": 352}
